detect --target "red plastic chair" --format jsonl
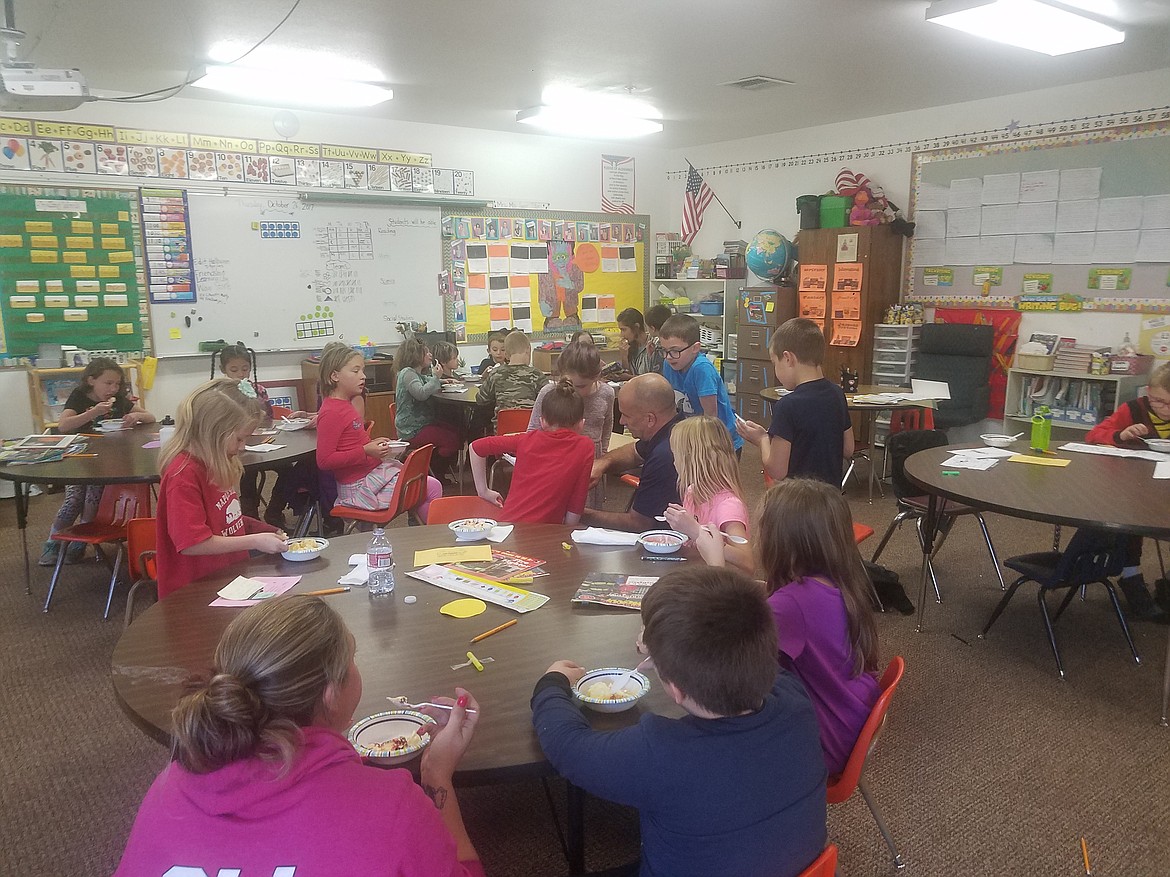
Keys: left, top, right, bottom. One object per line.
{"left": 270, "top": 404, "right": 293, "bottom": 419}
{"left": 123, "top": 517, "right": 157, "bottom": 629}
{"left": 827, "top": 656, "right": 906, "bottom": 869}
{"left": 797, "top": 844, "right": 838, "bottom": 877}
{"left": 489, "top": 407, "right": 536, "bottom": 488}
{"left": 45, "top": 483, "right": 153, "bottom": 619}
{"left": 330, "top": 444, "right": 433, "bottom": 533}
{"left": 426, "top": 495, "right": 504, "bottom": 526}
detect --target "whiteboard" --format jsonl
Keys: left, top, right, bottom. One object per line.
{"left": 149, "top": 194, "right": 443, "bottom": 356}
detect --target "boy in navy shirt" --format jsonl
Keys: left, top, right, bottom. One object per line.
{"left": 737, "top": 317, "right": 854, "bottom": 486}
{"left": 531, "top": 566, "right": 827, "bottom": 877}
{"left": 658, "top": 314, "right": 743, "bottom": 454}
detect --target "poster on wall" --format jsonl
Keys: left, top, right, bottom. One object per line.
{"left": 601, "top": 155, "right": 635, "bottom": 214}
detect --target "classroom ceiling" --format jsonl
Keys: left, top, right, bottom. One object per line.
{"left": 14, "top": 0, "right": 1170, "bottom": 148}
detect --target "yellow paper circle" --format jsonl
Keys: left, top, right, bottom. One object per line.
{"left": 440, "top": 598, "right": 487, "bottom": 619}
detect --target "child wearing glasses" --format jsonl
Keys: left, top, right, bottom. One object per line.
{"left": 657, "top": 314, "right": 742, "bottom": 455}
{"left": 531, "top": 566, "right": 827, "bottom": 877}
{"left": 1081, "top": 361, "right": 1170, "bottom": 619}
{"left": 736, "top": 317, "right": 855, "bottom": 487}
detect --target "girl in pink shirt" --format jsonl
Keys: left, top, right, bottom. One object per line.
{"left": 115, "top": 595, "right": 485, "bottom": 876}
{"left": 315, "top": 341, "right": 442, "bottom": 522}
{"left": 663, "top": 416, "right": 752, "bottom": 573}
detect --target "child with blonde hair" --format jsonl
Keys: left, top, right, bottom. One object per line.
{"left": 710, "top": 478, "right": 880, "bottom": 774}
{"left": 41, "top": 358, "right": 155, "bottom": 566}
{"left": 156, "top": 379, "right": 287, "bottom": 599}
{"left": 316, "top": 341, "right": 442, "bottom": 522}
{"left": 662, "top": 416, "right": 751, "bottom": 573}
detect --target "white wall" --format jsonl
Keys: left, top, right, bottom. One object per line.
{"left": 1, "top": 96, "right": 670, "bottom": 432}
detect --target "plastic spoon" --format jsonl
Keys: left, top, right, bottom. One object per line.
{"left": 606, "top": 655, "right": 652, "bottom": 700}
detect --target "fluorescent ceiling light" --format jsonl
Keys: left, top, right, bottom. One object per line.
{"left": 517, "top": 85, "right": 663, "bottom": 139}
{"left": 926, "top": 0, "right": 1125, "bottom": 55}
{"left": 194, "top": 44, "right": 393, "bottom": 108}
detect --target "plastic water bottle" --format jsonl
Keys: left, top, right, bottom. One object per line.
{"left": 1030, "top": 405, "right": 1052, "bottom": 453}
{"left": 366, "top": 528, "right": 395, "bottom": 597}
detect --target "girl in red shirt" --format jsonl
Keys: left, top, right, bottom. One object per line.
{"left": 315, "top": 342, "right": 442, "bottom": 522}
{"left": 156, "top": 379, "right": 288, "bottom": 599}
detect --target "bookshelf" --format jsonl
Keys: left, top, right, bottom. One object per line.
{"left": 1002, "top": 366, "right": 1144, "bottom": 434}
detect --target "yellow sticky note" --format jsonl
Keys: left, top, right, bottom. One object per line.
{"left": 72, "top": 221, "right": 95, "bottom": 234}
{"left": 98, "top": 265, "right": 119, "bottom": 278}
{"left": 10, "top": 296, "right": 36, "bottom": 308}
{"left": 31, "top": 250, "right": 58, "bottom": 263}
{"left": 63, "top": 309, "right": 88, "bottom": 322}
{"left": 101, "top": 237, "right": 126, "bottom": 250}
{"left": 70, "top": 264, "right": 96, "bottom": 277}
{"left": 116, "top": 323, "right": 133, "bottom": 335}
{"left": 169, "top": 327, "right": 182, "bottom": 340}
{"left": 765, "top": 301, "right": 775, "bottom": 312}
{"left": 1008, "top": 454, "right": 1071, "bottom": 467}
{"left": 0, "top": 234, "right": 23, "bottom": 247}
{"left": 63, "top": 251, "right": 87, "bottom": 264}
{"left": 108, "top": 250, "right": 133, "bottom": 263}
{"left": 251, "top": 221, "right": 260, "bottom": 230}
{"left": 414, "top": 544, "right": 494, "bottom": 566}
{"left": 65, "top": 236, "right": 93, "bottom": 249}
{"left": 24, "top": 220, "right": 53, "bottom": 233}
{"left": 74, "top": 294, "right": 99, "bottom": 307}
{"left": 75, "top": 280, "right": 99, "bottom": 292}
{"left": 118, "top": 211, "right": 129, "bottom": 221}
{"left": 29, "top": 235, "right": 58, "bottom": 248}
{"left": 15, "top": 279, "right": 38, "bottom": 293}
{"left": 26, "top": 312, "right": 45, "bottom": 323}
{"left": 439, "top": 598, "right": 488, "bottom": 619}
{"left": 44, "top": 295, "right": 69, "bottom": 308}
{"left": 99, "top": 223, "right": 119, "bottom": 234}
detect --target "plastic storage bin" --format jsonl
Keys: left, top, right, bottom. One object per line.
{"left": 819, "top": 195, "right": 852, "bottom": 229}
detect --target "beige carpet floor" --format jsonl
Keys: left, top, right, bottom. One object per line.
{"left": 1, "top": 442, "right": 1168, "bottom": 876}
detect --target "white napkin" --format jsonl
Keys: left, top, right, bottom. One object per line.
{"left": 1154, "top": 461, "right": 1170, "bottom": 480}
{"left": 244, "top": 443, "right": 286, "bottom": 453}
{"left": 339, "top": 560, "right": 369, "bottom": 586}
{"left": 487, "top": 524, "right": 514, "bottom": 543}
{"left": 571, "top": 527, "right": 640, "bottom": 546}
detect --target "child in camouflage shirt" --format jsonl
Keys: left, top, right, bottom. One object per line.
{"left": 476, "top": 331, "right": 548, "bottom": 429}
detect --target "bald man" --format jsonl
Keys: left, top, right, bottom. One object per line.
{"left": 583, "top": 373, "right": 683, "bottom": 532}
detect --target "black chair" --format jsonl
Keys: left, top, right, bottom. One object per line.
{"left": 915, "top": 323, "right": 994, "bottom": 429}
{"left": 979, "top": 529, "right": 1141, "bottom": 678}
{"left": 870, "top": 429, "right": 1005, "bottom": 602}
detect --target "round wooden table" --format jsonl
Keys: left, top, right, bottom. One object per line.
{"left": 903, "top": 442, "right": 1170, "bottom": 722}
{"left": 112, "top": 523, "right": 682, "bottom": 873}
{"left": 0, "top": 424, "right": 317, "bottom": 589}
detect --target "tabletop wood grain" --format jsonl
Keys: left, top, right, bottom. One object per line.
{"left": 112, "top": 523, "right": 685, "bottom": 784}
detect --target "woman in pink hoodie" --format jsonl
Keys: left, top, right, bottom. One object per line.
{"left": 115, "top": 595, "right": 484, "bottom": 877}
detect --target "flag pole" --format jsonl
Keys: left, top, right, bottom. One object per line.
{"left": 687, "top": 160, "right": 741, "bottom": 230}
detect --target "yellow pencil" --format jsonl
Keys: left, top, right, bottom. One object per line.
{"left": 470, "top": 619, "right": 517, "bottom": 643}
{"left": 305, "top": 587, "right": 350, "bottom": 596}
{"left": 1080, "top": 837, "right": 1091, "bottom": 875}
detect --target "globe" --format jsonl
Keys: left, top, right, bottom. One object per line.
{"left": 745, "top": 229, "right": 793, "bottom": 282}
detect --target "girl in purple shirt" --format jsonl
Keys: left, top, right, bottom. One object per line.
{"left": 757, "top": 478, "right": 881, "bottom": 774}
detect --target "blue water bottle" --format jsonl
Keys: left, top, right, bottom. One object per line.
{"left": 1030, "top": 405, "right": 1052, "bottom": 453}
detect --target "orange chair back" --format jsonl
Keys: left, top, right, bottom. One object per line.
{"left": 889, "top": 407, "right": 934, "bottom": 434}
{"left": 125, "top": 517, "right": 157, "bottom": 581}
{"left": 387, "top": 401, "right": 398, "bottom": 440}
{"left": 98, "top": 483, "right": 153, "bottom": 529}
{"left": 797, "top": 844, "right": 838, "bottom": 877}
{"left": 364, "top": 419, "right": 376, "bottom": 435}
{"left": 496, "top": 407, "right": 532, "bottom": 435}
{"left": 426, "top": 495, "right": 503, "bottom": 526}
{"left": 330, "top": 444, "right": 434, "bottom": 526}
{"left": 270, "top": 405, "right": 293, "bottom": 419}
{"left": 827, "top": 656, "right": 905, "bottom": 804}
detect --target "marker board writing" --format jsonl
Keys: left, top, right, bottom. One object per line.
{"left": 149, "top": 194, "right": 442, "bottom": 356}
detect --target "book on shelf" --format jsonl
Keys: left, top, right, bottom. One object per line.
{"left": 571, "top": 572, "right": 659, "bottom": 610}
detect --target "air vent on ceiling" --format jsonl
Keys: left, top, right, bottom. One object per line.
{"left": 722, "top": 75, "right": 794, "bottom": 91}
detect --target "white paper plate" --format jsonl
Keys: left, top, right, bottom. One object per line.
{"left": 276, "top": 419, "right": 312, "bottom": 431}
{"left": 281, "top": 537, "right": 329, "bottom": 561}
{"left": 97, "top": 421, "right": 125, "bottom": 432}
{"left": 348, "top": 709, "right": 436, "bottom": 760}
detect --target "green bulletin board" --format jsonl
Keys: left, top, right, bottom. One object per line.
{"left": 0, "top": 188, "right": 146, "bottom": 359}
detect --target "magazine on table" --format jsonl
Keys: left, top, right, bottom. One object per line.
{"left": 571, "top": 573, "right": 660, "bottom": 610}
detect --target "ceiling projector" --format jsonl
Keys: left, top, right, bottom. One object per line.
{"left": 0, "top": 63, "right": 89, "bottom": 111}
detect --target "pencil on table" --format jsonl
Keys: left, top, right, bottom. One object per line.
{"left": 1080, "top": 837, "right": 1091, "bottom": 875}
{"left": 470, "top": 619, "right": 517, "bottom": 643}
{"left": 305, "top": 587, "right": 350, "bottom": 596}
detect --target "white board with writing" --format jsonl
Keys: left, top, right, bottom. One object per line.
{"left": 149, "top": 194, "right": 442, "bottom": 356}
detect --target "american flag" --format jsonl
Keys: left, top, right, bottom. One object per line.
{"left": 681, "top": 165, "right": 714, "bottom": 244}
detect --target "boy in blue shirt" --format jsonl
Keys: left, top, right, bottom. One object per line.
{"left": 658, "top": 314, "right": 743, "bottom": 454}
{"left": 737, "top": 317, "right": 854, "bottom": 486}
{"left": 531, "top": 566, "right": 827, "bottom": 877}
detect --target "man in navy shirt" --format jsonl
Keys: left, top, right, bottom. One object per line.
{"left": 737, "top": 318, "right": 854, "bottom": 486}
{"left": 584, "top": 373, "right": 682, "bottom": 532}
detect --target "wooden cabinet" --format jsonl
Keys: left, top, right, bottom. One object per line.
{"left": 793, "top": 225, "right": 905, "bottom": 385}
{"left": 27, "top": 363, "right": 147, "bottom": 432}
{"left": 301, "top": 357, "right": 397, "bottom": 439}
